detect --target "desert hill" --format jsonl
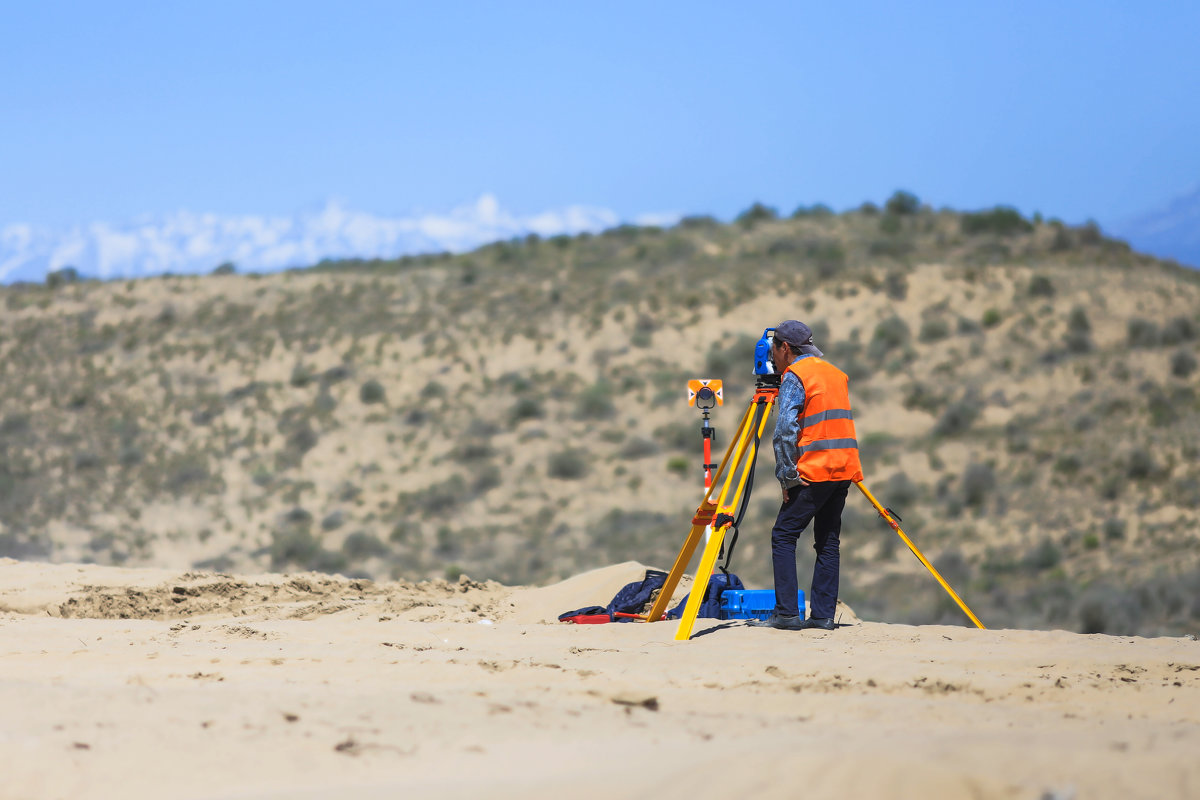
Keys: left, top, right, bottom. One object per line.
{"left": 1, "top": 196, "right": 1198, "bottom": 636}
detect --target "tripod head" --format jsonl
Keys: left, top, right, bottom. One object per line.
{"left": 755, "top": 373, "right": 781, "bottom": 390}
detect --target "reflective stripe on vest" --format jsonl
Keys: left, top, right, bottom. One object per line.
{"left": 799, "top": 437, "right": 860, "bottom": 454}
{"left": 786, "top": 357, "right": 865, "bottom": 483}
{"left": 801, "top": 408, "right": 854, "bottom": 427}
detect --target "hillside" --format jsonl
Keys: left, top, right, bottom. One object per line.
{"left": 2, "top": 197, "right": 1198, "bottom": 636}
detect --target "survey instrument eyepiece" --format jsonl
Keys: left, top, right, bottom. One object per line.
{"left": 754, "top": 328, "right": 777, "bottom": 377}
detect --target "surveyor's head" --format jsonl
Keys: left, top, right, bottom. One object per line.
{"left": 773, "top": 320, "right": 823, "bottom": 360}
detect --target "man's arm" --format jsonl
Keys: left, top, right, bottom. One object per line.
{"left": 772, "top": 371, "right": 806, "bottom": 494}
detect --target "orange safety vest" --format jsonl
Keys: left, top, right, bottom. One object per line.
{"left": 786, "top": 357, "right": 864, "bottom": 483}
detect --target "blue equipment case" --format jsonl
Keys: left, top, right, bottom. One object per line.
{"left": 719, "top": 589, "right": 805, "bottom": 621}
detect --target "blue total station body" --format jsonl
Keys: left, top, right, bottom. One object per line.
{"left": 753, "top": 328, "right": 777, "bottom": 377}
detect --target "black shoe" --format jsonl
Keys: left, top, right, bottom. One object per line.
{"left": 798, "top": 617, "right": 835, "bottom": 631}
{"left": 748, "top": 614, "right": 804, "bottom": 630}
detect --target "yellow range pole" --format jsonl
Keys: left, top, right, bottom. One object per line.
{"left": 855, "top": 481, "right": 987, "bottom": 630}
{"left": 671, "top": 393, "right": 775, "bottom": 641}
{"left": 641, "top": 401, "right": 756, "bottom": 624}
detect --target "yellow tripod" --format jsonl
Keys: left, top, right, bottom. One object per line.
{"left": 643, "top": 380, "right": 780, "bottom": 639}
{"left": 643, "top": 380, "right": 986, "bottom": 639}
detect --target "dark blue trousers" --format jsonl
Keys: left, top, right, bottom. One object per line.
{"left": 770, "top": 480, "right": 851, "bottom": 619}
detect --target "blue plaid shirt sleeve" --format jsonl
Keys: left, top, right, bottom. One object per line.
{"left": 772, "top": 367, "right": 806, "bottom": 488}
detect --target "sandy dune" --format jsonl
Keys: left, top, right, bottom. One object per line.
{"left": 2, "top": 558, "right": 1198, "bottom": 799}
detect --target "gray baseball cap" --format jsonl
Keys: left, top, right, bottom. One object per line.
{"left": 774, "top": 320, "right": 823, "bottom": 357}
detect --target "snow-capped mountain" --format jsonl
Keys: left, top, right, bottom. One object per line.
{"left": 1107, "top": 184, "right": 1200, "bottom": 269}
{"left": 0, "top": 195, "right": 655, "bottom": 284}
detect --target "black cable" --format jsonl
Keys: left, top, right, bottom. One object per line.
{"left": 719, "top": 399, "right": 768, "bottom": 575}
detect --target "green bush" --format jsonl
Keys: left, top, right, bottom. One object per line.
{"left": 359, "top": 379, "right": 387, "bottom": 404}
{"left": 879, "top": 214, "right": 903, "bottom": 235}
{"left": 547, "top": 449, "right": 589, "bottom": 480}
{"left": 421, "top": 380, "right": 447, "bottom": 400}
{"left": 666, "top": 456, "right": 690, "bottom": 476}
{"left": 1078, "top": 220, "right": 1103, "bottom": 245}
{"left": 1126, "top": 448, "right": 1157, "bottom": 480}
{"left": 575, "top": 381, "right": 616, "bottom": 419}
{"left": 961, "top": 206, "right": 1032, "bottom": 236}
{"left": 1066, "top": 306, "right": 1090, "bottom": 334}
{"left": 320, "top": 365, "right": 352, "bottom": 386}
{"left": 398, "top": 476, "right": 461, "bottom": 515}
{"left": 1054, "top": 454, "right": 1082, "bottom": 475}
{"left": 342, "top": 531, "right": 388, "bottom": 560}
{"left": 1063, "top": 306, "right": 1093, "bottom": 353}
{"left": 809, "top": 241, "right": 846, "bottom": 278}
{"left": 1102, "top": 517, "right": 1126, "bottom": 541}
{"left": 654, "top": 421, "right": 695, "bottom": 452}
{"left": 791, "top": 204, "right": 834, "bottom": 218}
{"left": 933, "top": 396, "right": 982, "bottom": 437}
{"left": 46, "top": 266, "right": 81, "bottom": 289}
{"left": 885, "top": 190, "right": 921, "bottom": 216}
{"left": 1028, "top": 274, "right": 1055, "bottom": 297}
{"left": 868, "top": 238, "right": 914, "bottom": 259}
{"left": 270, "top": 527, "right": 319, "bottom": 569}
{"left": 961, "top": 462, "right": 995, "bottom": 508}
{"left": 509, "top": 396, "right": 544, "bottom": 423}
{"left": 1161, "top": 316, "right": 1197, "bottom": 345}
{"left": 918, "top": 318, "right": 950, "bottom": 343}
{"left": 619, "top": 437, "right": 660, "bottom": 459}
{"left": 981, "top": 308, "right": 1003, "bottom": 328}
{"left": 766, "top": 238, "right": 799, "bottom": 256}
{"left": 903, "top": 383, "right": 944, "bottom": 413}
{"left": 1145, "top": 383, "right": 1177, "bottom": 427}
{"left": 868, "top": 316, "right": 911, "bottom": 360}
{"left": 884, "top": 270, "right": 908, "bottom": 301}
{"left": 282, "top": 419, "right": 318, "bottom": 457}
{"left": 678, "top": 215, "right": 719, "bottom": 230}
{"left": 471, "top": 464, "right": 502, "bottom": 496}
{"left": 1024, "top": 538, "right": 1061, "bottom": 571}
{"left": 1171, "top": 348, "right": 1198, "bottom": 378}
{"left": 1127, "top": 318, "right": 1161, "bottom": 348}
{"left": 735, "top": 202, "right": 778, "bottom": 229}
{"left": 1050, "top": 224, "right": 1073, "bottom": 251}
{"left": 956, "top": 316, "right": 982, "bottom": 335}
{"left": 290, "top": 363, "right": 315, "bottom": 387}
{"left": 882, "top": 472, "right": 920, "bottom": 508}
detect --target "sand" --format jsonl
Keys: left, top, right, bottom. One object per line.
{"left": 2, "top": 558, "right": 1199, "bottom": 800}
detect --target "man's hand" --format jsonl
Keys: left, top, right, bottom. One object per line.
{"left": 783, "top": 477, "right": 810, "bottom": 503}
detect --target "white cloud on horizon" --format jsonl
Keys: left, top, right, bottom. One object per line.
{"left": 0, "top": 195, "right": 677, "bottom": 283}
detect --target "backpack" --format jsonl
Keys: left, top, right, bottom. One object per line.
{"left": 558, "top": 569, "right": 745, "bottom": 623}
{"left": 557, "top": 569, "right": 668, "bottom": 623}
{"left": 666, "top": 572, "right": 745, "bottom": 620}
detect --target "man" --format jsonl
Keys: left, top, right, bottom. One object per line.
{"left": 750, "top": 320, "right": 864, "bottom": 631}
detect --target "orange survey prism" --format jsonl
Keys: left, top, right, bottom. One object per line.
{"left": 686, "top": 379, "right": 723, "bottom": 408}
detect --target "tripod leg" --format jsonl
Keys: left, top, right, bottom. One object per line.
{"left": 672, "top": 396, "right": 775, "bottom": 640}
{"left": 854, "top": 481, "right": 987, "bottom": 629}
{"left": 643, "top": 400, "right": 757, "bottom": 624}
{"left": 672, "top": 520, "right": 731, "bottom": 640}
{"left": 642, "top": 501, "right": 716, "bottom": 622}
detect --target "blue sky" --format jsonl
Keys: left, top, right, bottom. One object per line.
{"left": 2, "top": 2, "right": 1198, "bottom": 278}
